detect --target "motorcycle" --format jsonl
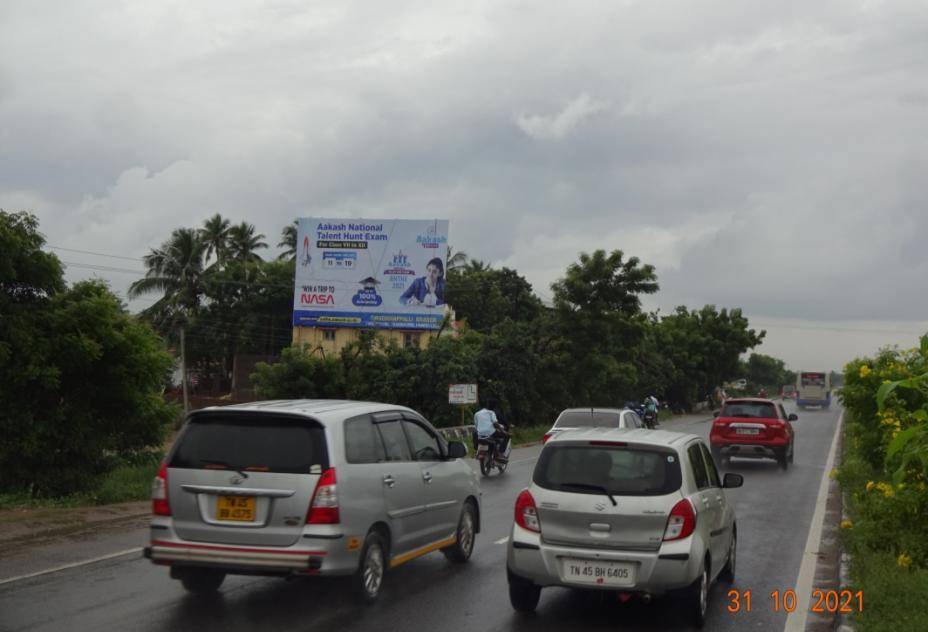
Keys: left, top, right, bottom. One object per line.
{"left": 475, "top": 434, "right": 511, "bottom": 476}
{"left": 642, "top": 409, "right": 658, "bottom": 429}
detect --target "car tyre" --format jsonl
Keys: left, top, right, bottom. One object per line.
{"left": 683, "top": 562, "right": 709, "bottom": 628}
{"left": 442, "top": 501, "right": 476, "bottom": 563}
{"left": 353, "top": 531, "right": 387, "bottom": 604}
{"left": 720, "top": 531, "right": 736, "bottom": 583}
{"left": 777, "top": 449, "right": 789, "bottom": 470}
{"left": 509, "top": 574, "right": 541, "bottom": 613}
{"left": 179, "top": 568, "right": 225, "bottom": 594}
{"left": 788, "top": 442, "right": 795, "bottom": 464}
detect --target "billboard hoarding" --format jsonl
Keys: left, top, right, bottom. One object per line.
{"left": 448, "top": 384, "right": 478, "bottom": 405}
{"left": 293, "top": 218, "right": 449, "bottom": 330}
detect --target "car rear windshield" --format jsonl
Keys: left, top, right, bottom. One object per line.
{"left": 554, "top": 410, "right": 622, "bottom": 428}
{"left": 170, "top": 414, "right": 328, "bottom": 474}
{"left": 721, "top": 402, "right": 778, "bottom": 419}
{"left": 533, "top": 445, "right": 682, "bottom": 496}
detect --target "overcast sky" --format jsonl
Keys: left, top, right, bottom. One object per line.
{"left": 3, "top": 0, "right": 927, "bottom": 372}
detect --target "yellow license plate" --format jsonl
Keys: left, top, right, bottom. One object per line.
{"left": 217, "top": 495, "right": 256, "bottom": 521}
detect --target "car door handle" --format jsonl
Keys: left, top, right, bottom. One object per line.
{"left": 422, "top": 472, "right": 433, "bottom": 484}
{"left": 701, "top": 497, "right": 710, "bottom": 505}
{"left": 383, "top": 475, "right": 396, "bottom": 488}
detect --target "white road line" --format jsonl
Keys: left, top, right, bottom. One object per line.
{"left": 494, "top": 536, "right": 510, "bottom": 545}
{"left": 783, "top": 410, "right": 844, "bottom": 632}
{"left": 0, "top": 547, "right": 143, "bottom": 587}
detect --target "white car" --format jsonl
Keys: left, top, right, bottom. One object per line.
{"left": 542, "top": 408, "right": 644, "bottom": 444}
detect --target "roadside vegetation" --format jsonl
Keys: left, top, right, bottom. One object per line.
{"left": 838, "top": 339, "right": 928, "bottom": 631}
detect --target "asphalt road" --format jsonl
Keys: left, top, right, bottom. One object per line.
{"left": 0, "top": 404, "right": 841, "bottom": 632}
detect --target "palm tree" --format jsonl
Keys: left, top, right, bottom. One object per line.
{"left": 200, "top": 213, "right": 231, "bottom": 268}
{"left": 128, "top": 228, "right": 207, "bottom": 412}
{"left": 227, "top": 222, "right": 268, "bottom": 263}
{"left": 277, "top": 220, "right": 298, "bottom": 261}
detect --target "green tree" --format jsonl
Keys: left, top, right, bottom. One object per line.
{"left": 744, "top": 353, "right": 791, "bottom": 391}
{"left": 445, "top": 264, "right": 544, "bottom": 332}
{"left": 200, "top": 213, "right": 231, "bottom": 268}
{"left": 129, "top": 228, "right": 207, "bottom": 412}
{"left": 550, "top": 249, "right": 659, "bottom": 406}
{"left": 0, "top": 212, "right": 174, "bottom": 497}
{"left": 227, "top": 222, "right": 268, "bottom": 263}
{"left": 277, "top": 220, "right": 298, "bottom": 262}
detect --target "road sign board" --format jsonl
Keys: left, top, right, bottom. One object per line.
{"left": 448, "top": 383, "right": 478, "bottom": 405}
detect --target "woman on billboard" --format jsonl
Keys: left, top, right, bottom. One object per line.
{"left": 400, "top": 257, "right": 445, "bottom": 307}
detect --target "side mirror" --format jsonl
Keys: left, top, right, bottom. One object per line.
{"left": 447, "top": 441, "right": 467, "bottom": 459}
{"left": 788, "top": 413, "right": 798, "bottom": 421}
{"left": 723, "top": 473, "right": 744, "bottom": 489}
{"left": 713, "top": 410, "right": 720, "bottom": 418}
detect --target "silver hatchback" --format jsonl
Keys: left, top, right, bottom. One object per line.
{"left": 507, "top": 428, "right": 742, "bottom": 628}
{"left": 145, "top": 400, "right": 481, "bottom": 602}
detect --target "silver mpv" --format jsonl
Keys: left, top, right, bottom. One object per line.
{"left": 507, "top": 428, "right": 742, "bottom": 628}
{"left": 145, "top": 400, "right": 481, "bottom": 602}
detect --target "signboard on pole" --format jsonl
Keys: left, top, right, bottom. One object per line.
{"left": 293, "top": 218, "right": 449, "bottom": 330}
{"left": 448, "top": 384, "right": 478, "bottom": 405}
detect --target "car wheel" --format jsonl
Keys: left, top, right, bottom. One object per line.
{"left": 683, "top": 563, "right": 709, "bottom": 628}
{"left": 788, "top": 442, "right": 795, "bottom": 464}
{"left": 777, "top": 449, "right": 789, "bottom": 470}
{"left": 353, "top": 531, "right": 387, "bottom": 603}
{"left": 509, "top": 574, "right": 541, "bottom": 613}
{"left": 443, "top": 501, "right": 476, "bottom": 563}
{"left": 179, "top": 568, "right": 225, "bottom": 594}
{"left": 720, "top": 531, "right": 736, "bottom": 582}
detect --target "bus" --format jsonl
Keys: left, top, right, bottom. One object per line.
{"left": 796, "top": 371, "right": 831, "bottom": 410}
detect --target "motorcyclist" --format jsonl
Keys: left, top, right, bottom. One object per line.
{"left": 758, "top": 387, "right": 768, "bottom": 398}
{"left": 474, "top": 400, "right": 509, "bottom": 458}
{"left": 643, "top": 396, "right": 659, "bottom": 428}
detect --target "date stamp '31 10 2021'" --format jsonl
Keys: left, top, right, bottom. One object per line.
{"left": 727, "top": 589, "right": 864, "bottom": 614}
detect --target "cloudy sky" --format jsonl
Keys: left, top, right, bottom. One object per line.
{"left": 3, "top": 0, "right": 927, "bottom": 371}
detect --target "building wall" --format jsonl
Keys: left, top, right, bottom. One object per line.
{"left": 292, "top": 326, "right": 440, "bottom": 355}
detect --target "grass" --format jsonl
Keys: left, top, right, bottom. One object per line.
{"left": 845, "top": 548, "right": 928, "bottom": 631}
{"left": 0, "top": 461, "right": 160, "bottom": 511}
{"left": 511, "top": 424, "right": 549, "bottom": 446}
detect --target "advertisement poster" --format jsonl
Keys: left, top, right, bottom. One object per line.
{"left": 293, "top": 218, "right": 450, "bottom": 330}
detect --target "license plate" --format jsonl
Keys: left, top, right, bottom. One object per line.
{"left": 736, "top": 428, "right": 760, "bottom": 435}
{"left": 561, "top": 558, "right": 635, "bottom": 587}
{"left": 217, "top": 495, "right": 256, "bottom": 521}
{"left": 477, "top": 444, "right": 489, "bottom": 452}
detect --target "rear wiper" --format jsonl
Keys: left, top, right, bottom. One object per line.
{"left": 560, "top": 482, "right": 617, "bottom": 506}
{"left": 201, "top": 460, "right": 249, "bottom": 479}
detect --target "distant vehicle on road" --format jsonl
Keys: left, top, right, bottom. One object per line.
{"left": 796, "top": 371, "right": 831, "bottom": 409}
{"left": 710, "top": 398, "right": 798, "bottom": 470}
{"left": 781, "top": 384, "right": 796, "bottom": 399}
{"left": 542, "top": 407, "right": 644, "bottom": 444}
{"left": 507, "top": 428, "right": 743, "bottom": 628}
{"left": 145, "top": 400, "right": 480, "bottom": 602}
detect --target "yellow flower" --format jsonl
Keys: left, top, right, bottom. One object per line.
{"left": 881, "top": 417, "right": 895, "bottom": 426}
{"left": 866, "top": 481, "right": 876, "bottom": 491}
{"left": 898, "top": 554, "right": 912, "bottom": 568}
{"left": 829, "top": 468, "right": 839, "bottom": 479}
{"left": 897, "top": 483, "right": 906, "bottom": 491}
{"left": 919, "top": 482, "right": 927, "bottom": 491}
{"left": 841, "top": 519, "right": 853, "bottom": 529}
{"left": 859, "top": 365, "right": 871, "bottom": 378}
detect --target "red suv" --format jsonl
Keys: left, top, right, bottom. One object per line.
{"left": 709, "top": 398, "right": 797, "bottom": 470}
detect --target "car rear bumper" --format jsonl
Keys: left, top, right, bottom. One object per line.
{"left": 506, "top": 524, "right": 704, "bottom": 594}
{"left": 147, "top": 518, "right": 360, "bottom": 576}
{"left": 715, "top": 443, "right": 782, "bottom": 459}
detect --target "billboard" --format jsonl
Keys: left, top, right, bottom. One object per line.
{"left": 293, "top": 218, "right": 450, "bottom": 330}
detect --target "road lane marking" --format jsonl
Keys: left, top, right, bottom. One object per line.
{"left": 783, "top": 409, "right": 844, "bottom": 632}
{"left": 495, "top": 537, "right": 509, "bottom": 545}
{"left": 0, "top": 547, "right": 143, "bottom": 587}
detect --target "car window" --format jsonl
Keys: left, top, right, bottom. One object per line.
{"left": 687, "top": 444, "right": 710, "bottom": 490}
{"left": 699, "top": 443, "right": 721, "bottom": 487}
{"left": 621, "top": 412, "right": 637, "bottom": 428}
{"left": 402, "top": 420, "right": 443, "bottom": 461}
{"left": 171, "top": 414, "right": 328, "bottom": 474}
{"left": 375, "top": 420, "right": 411, "bottom": 461}
{"left": 779, "top": 404, "right": 788, "bottom": 419}
{"left": 533, "top": 445, "right": 682, "bottom": 496}
{"left": 554, "top": 410, "right": 622, "bottom": 428}
{"left": 344, "top": 415, "right": 386, "bottom": 464}
{"left": 720, "top": 402, "right": 778, "bottom": 419}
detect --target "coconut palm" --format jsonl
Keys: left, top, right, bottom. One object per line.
{"left": 227, "top": 222, "right": 268, "bottom": 263}
{"left": 128, "top": 228, "right": 208, "bottom": 412}
{"left": 200, "top": 213, "right": 231, "bottom": 267}
{"left": 277, "top": 220, "right": 298, "bottom": 261}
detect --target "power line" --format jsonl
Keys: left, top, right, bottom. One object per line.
{"left": 49, "top": 245, "right": 144, "bottom": 262}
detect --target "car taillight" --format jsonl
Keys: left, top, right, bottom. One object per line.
{"left": 663, "top": 498, "right": 696, "bottom": 541}
{"left": 542, "top": 432, "right": 553, "bottom": 444}
{"left": 307, "top": 468, "right": 339, "bottom": 524}
{"left": 152, "top": 461, "right": 171, "bottom": 516}
{"left": 514, "top": 489, "right": 541, "bottom": 533}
